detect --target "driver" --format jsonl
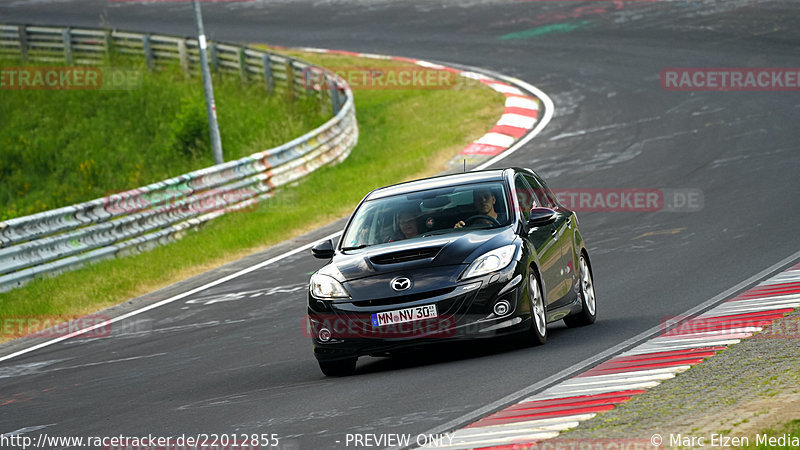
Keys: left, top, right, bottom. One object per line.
{"left": 454, "top": 188, "right": 500, "bottom": 229}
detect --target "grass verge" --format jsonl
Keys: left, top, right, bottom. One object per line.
{"left": 741, "top": 419, "right": 800, "bottom": 449}
{"left": 0, "top": 58, "right": 328, "bottom": 220}
{"left": 555, "top": 308, "right": 800, "bottom": 447}
{"left": 0, "top": 50, "right": 505, "bottom": 340}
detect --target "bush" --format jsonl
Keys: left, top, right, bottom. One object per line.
{"left": 169, "top": 97, "right": 211, "bottom": 159}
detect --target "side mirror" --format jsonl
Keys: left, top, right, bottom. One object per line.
{"left": 527, "top": 207, "right": 557, "bottom": 227}
{"left": 311, "top": 239, "right": 335, "bottom": 259}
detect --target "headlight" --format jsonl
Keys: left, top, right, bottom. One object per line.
{"left": 462, "top": 244, "right": 517, "bottom": 279}
{"left": 310, "top": 273, "right": 350, "bottom": 299}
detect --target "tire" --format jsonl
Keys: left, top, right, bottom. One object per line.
{"left": 318, "top": 358, "right": 357, "bottom": 377}
{"left": 564, "top": 254, "right": 597, "bottom": 328}
{"left": 525, "top": 271, "right": 547, "bottom": 346}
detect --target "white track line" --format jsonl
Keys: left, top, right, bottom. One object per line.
{"left": 621, "top": 340, "right": 743, "bottom": 357}
{"left": 554, "top": 372, "right": 680, "bottom": 388}
{"left": 666, "top": 328, "right": 763, "bottom": 339}
{"left": 452, "top": 421, "right": 580, "bottom": 437}
{"left": 434, "top": 431, "right": 560, "bottom": 449}
{"left": 648, "top": 334, "right": 753, "bottom": 344}
{"left": 723, "top": 293, "right": 800, "bottom": 304}
{"left": 0, "top": 231, "right": 343, "bottom": 364}
{"left": 463, "top": 414, "right": 597, "bottom": 430}
{"left": 531, "top": 381, "right": 663, "bottom": 400}
{"left": 571, "top": 366, "right": 691, "bottom": 380}
{"left": 720, "top": 294, "right": 800, "bottom": 306}
{"left": 758, "top": 273, "right": 800, "bottom": 284}
{"left": 533, "top": 380, "right": 676, "bottom": 399}
{"left": 703, "top": 302, "right": 800, "bottom": 315}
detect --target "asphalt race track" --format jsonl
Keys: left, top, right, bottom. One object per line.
{"left": 1, "top": 1, "right": 799, "bottom": 448}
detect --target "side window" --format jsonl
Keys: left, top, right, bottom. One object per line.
{"left": 525, "top": 174, "right": 554, "bottom": 208}
{"left": 514, "top": 174, "right": 536, "bottom": 221}
{"left": 536, "top": 174, "right": 562, "bottom": 208}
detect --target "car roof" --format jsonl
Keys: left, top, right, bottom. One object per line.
{"left": 366, "top": 168, "right": 514, "bottom": 200}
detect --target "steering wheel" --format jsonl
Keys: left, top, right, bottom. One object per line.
{"left": 464, "top": 215, "right": 501, "bottom": 227}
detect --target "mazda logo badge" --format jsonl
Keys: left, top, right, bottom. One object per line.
{"left": 391, "top": 277, "right": 412, "bottom": 292}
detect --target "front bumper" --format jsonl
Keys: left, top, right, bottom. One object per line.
{"left": 307, "top": 262, "right": 528, "bottom": 362}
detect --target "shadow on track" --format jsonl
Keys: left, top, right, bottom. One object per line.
{"left": 354, "top": 326, "right": 574, "bottom": 376}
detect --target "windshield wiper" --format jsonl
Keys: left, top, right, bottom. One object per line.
{"left": 341, "top": 244, "right": 370, "bottom": 251}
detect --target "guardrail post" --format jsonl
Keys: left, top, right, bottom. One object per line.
{"left": 329, "top": 78, "right": 341, "bottom": 115}
{"left": 209, "top": 42, "right": 218, "bottom": 72}
{"left": 103, "top": 29, "right": 114, "bottom": 58}
{"left": 62, "top": 28, "right": 73, "bottom": 64}
{"left": 238, "top": 48, "right": 248, "bottom": 83}
{"left": 321, "top": 77, "right": 331, "bottom": 115}
{"left": 303, "top": 67, "right": 313, "bottom": 95}
{"left": 262, "top": 54, "right": 274, "bottom": 95}
{"left": 142, "top": 34, "right": 154, "bottom": 70}
{"left": 177, "top": 39, "right": 190, "bottom": 77}
{"left": 18, "top": 25, "right": 28, "bottom": 62}
{"left": 285, "top": 58, "right": 296, "bottom": 101}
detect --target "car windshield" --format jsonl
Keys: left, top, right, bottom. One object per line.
{"left": 341, "top": 181, "right": 511, "bottom": 249}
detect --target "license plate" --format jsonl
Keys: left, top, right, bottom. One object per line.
{"left": 371, "top": 305, "right": 438, "bottom": 327}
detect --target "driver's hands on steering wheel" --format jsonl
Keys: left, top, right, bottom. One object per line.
{"left": 454, "top": 215, "right": 501, "bottom": 229}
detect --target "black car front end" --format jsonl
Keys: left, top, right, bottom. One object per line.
{"left": 306, "top": 168, "right": 595, "bottom": 376}
{"left": 307, "top": 229, "right": 532, "bottom": 363}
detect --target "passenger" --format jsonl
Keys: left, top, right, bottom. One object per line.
{"left": 390, "top": 208, "right": 421, "bottom": 241}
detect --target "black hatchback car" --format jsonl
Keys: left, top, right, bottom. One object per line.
{"left": 308, "top": 168, "right": 596, "bottom": 376}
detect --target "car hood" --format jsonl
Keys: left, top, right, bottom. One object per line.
{"left": 328, "top": 227, "right": 517, "bottom": 282}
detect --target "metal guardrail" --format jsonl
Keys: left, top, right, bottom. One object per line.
{"left": 0, "top": 24, "right": 342, "bottom": 103}
{"left": 0, "top": 24, "right": 358, "bottom": 292}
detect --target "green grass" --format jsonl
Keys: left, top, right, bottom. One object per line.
{"left": 0, "top": 51, "right": 504, "bottom": 331}
{"left": 740, "top": 419, "right": 800, "bottom": 448}
{"left": 0, "top": 58, "right": 328, "bottom": 220}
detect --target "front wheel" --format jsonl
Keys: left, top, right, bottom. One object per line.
{"left": 564, "top": 254, "right": 596, "bottom": 328}
{"left": 318, "top": 358, "right": 357, "bottom": 377}
{"left": 524, "top": 271, "right": 547, "bottom": 346}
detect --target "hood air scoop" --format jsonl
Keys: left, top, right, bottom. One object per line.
{"left": 368, "top": 246, "right": 443, "bottom": 265}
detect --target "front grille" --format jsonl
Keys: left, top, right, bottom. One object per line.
{"left": 341, "top": 291, "right": 473, "bottom": 339}
{"left": 351, "top": 286, "right": 456, "bottom": 307}
{"left": 369, "top": 247, "right": 442, "bottom": 264}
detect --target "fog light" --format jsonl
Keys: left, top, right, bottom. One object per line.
{"left": 318, "top": 327, "right": 332, "bottom": 342}
{"left": 493, "top": 300, "right": 511, "bottom": 316}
